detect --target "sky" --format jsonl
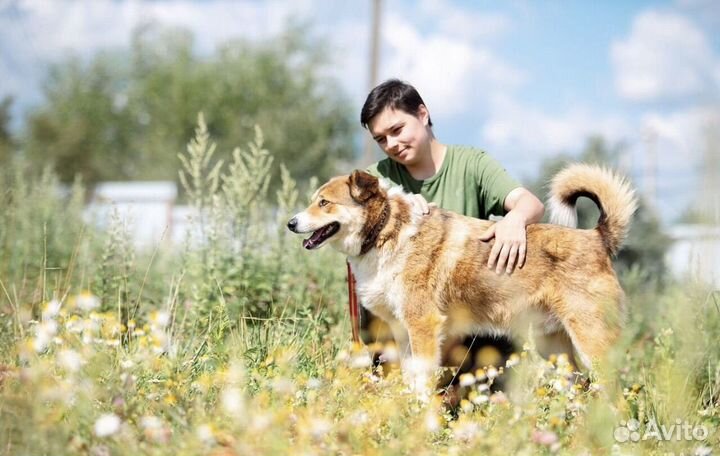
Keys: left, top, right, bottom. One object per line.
{"left": 1, "top": 0, "right": 719, "bottom": 222}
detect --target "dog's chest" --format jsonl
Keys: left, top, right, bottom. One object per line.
{"left": 349, "top": 254, "right": 406, "bottom": 320}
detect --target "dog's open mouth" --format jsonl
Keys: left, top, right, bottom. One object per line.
{"left": 303, "top": 222, "right": 340, "bottom": 250}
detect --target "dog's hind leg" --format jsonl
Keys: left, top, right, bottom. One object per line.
{"left": 558, "top": 298, "right": 623, "bottom": 371}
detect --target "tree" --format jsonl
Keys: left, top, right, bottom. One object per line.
{"left": 527, "top": 136, "right": 671, "bottom": 284}
{"left": 24, "top": 23, "right": 356, "bottom": 191}
{"left": 0, "top": 96, "right": 14, "bottom": 162}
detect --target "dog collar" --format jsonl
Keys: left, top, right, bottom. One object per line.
{"left": 359, "top": 201, "right": 391, "bottom": 255}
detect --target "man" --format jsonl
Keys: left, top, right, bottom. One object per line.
{"left": 355, "top": 79, "right": 545, "bottom": 371}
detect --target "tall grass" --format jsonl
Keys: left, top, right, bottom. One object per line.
{"left": 0, "top": 116, "right": 717, "bottom": 455}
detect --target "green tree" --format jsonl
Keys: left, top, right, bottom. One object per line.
{"left": 527, "top": 136, "right": 671, "bottom": 285}
{"left": 24, "top": 23, "right": 355, "bottom": 191}
{"left": 0, "top": 96, "right": 14, "bottom": 162}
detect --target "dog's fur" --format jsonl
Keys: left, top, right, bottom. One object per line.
{"left": 288, "top": 164, "right": 637, "bottom": 387}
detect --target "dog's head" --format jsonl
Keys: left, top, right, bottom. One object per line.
{"left": 287, "top": 170, "right": 384, "bottom": 255}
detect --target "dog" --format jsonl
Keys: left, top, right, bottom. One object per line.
{"left": 287, "top": 164, "right": 637, "bottom": 392}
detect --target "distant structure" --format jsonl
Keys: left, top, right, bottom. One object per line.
{"left": 666, "top": 224, "right": 720, "bottom": 288}
{"left": 87, "top": 181, "right": 177, "bottom": 246}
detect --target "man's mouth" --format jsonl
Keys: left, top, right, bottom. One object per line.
{"left": 395, "top": 147, "right": 408, "bottom": 157}
{"left": 303, "top": 222, "right": 340, "bottom": 249}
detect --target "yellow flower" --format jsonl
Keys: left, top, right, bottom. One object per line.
{"left": 164, "top": 393, "right": 177, "bottom": 406}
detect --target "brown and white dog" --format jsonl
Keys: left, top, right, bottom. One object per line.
{"left": 287, "top": 164, "right": 637, "bottom": 392}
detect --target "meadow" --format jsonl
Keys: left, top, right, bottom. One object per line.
{"left": 0, "top": 117, "right": 718, "bottom": 456}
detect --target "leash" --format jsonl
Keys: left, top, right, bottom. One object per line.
{"left": 346, "top": 260, "right": 361, "bottom": 344}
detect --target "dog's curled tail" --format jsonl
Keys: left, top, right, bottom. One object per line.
{"left": 548, "top": 164, "right": 638, "bottom": 256}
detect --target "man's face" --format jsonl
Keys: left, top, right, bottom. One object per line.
{"left": 367, "top": 106, "right": 432, "bottom": 166}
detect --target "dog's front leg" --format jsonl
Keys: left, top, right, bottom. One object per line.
{"left": 403, "top": 311, "right": 445, "bottom": 399}
{"left": 387, "top": 320, "right": 411, "bottom": 366}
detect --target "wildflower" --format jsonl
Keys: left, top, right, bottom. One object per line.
{"left": 486, "top": 366, "right": 499, "bottom": 380}
{"left": 459, "top": 373, "right": 475, "bottom": 387}
{"left": 380, "top": 344, "right": 399, "bottom": 363}
{"left": 120, "top": 359, "right": 133, "bottom": 369}
{"left": 551, "top": 378, "right": 569, "bottom": 392}
{"left": 221, "top": 387, "right": 244, "bottom": 416}
{"left": 349, "top": 411, "right": 369, "bottom": 425}
{"left": 271, "top": 376, "right": 295, "bottom": 395}
{"left": 453, "top": 420, "right": 480, "bottom": 442}
{"left": 306, "top": 377, "right": 322, "bottom": 389}
{"left": 506, "top": 353, "right": 520, "bottom": 368}
{"left": 490, "top": 391, "right": 508, "bottom": 405}
{"left": 42, "top": 299, "right": 62, "bottom": 321}
{"left": 94, "top": 413, "right": 121, "bottom": 437}
{"left": 335, "top": 350, "right": 350, "bottom": 362}
{"left": 65, "top": 315, "right": 84, "bottom": 333}
{"left": 309, "top": 418, "right": 332, "bottom": 440}
{"left": 532, "top": 429, "right": 558, "bottom": 446}
{"left": 34, "top": 320, "right": 58, "bottom": 352}
{"left": 349, "top": 352, "right": 372, "bottom": 369}
{"left": 196, "top": 424, "right": 215, "bottom": 444}
{"left": 460, "top": 399, "right": 474, "bottom": 413}
{"left": 58, "top": 349, "right": 84, "bottom": 372}
{"left": 424, "top": 411, "right": 441, "bottom": 433}
{"left": 77, "top": 292, "right": 101, "bottom": 312}
{"left": 250, "top": 413, "right": 272, "bottom": 431}
{"left": 556, "top": 353, "right": 570, "bottom": 366}
{"left": 150, "top": 310, "right": 170, "bottom": 328}
{"left": 470, "top": 392, "right": 489, "bottom": 405}
{"left": 140, "top": 415, "right": 170, "bottom": 443}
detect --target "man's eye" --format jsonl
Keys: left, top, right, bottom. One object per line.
{"left": 319, "top": 199, "right": 329, "bottom": 207}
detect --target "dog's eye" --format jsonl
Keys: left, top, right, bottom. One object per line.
{"left": 319, "top": 199, "right": 329, "bottom": 207}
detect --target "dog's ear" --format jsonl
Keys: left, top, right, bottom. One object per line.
{"left": 349, "top": 170, "right": 380, "bottom": 204}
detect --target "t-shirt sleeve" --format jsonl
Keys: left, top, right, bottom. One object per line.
{"left": 475, "top": 152, "right": 521, "bottom": 216}
{"left": 366, "top": 159, "right": 394, "bottom": 181}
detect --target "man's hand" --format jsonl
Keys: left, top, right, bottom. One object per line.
{"left": 479, "top": 187, "right": 544, "bottom": 275}
{"left": 479, "top": 212, "right": 528, "bottom": 274}
{"left": 410, "top": 194, "right": 431, "bottom": 215}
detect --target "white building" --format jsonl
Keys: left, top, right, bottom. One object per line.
{"left": 666, "top": 224, "right": 720, "bottom": 287}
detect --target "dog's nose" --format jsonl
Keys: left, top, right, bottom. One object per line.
{"left": 287, "top": 217, "right": 298, "bottom": 232}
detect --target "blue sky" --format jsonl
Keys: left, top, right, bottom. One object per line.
{"left": 1, "top": 0, "right": 719, "bottom": 222}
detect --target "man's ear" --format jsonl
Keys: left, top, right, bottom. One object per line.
{"left": 418, "top": 104, "right": 430, "bottom": 126}
{"left": 348, "top": 170, "right": 380, "bottom": 204}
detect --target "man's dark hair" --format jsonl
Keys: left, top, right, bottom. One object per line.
{"left": 360, "top": 79, "right": 433, "bottom": 129}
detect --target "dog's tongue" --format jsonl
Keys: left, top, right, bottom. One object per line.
{"left": 302, "top": 228, "right": 325, "bottom": 249}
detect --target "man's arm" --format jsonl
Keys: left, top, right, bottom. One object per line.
{"left": 479, "top": 187, "right": 544, "bottom": 274}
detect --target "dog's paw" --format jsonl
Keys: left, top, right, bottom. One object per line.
{"left": 402, "top": 357, "right": 436, "bottom": 401}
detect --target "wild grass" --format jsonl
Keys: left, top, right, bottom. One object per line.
{"left": 0, "top": 116, "right": 717, "bottom": 455}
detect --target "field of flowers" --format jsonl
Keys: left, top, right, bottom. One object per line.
{"left": 0, "top": 118, "right": 718, "bottom": 455}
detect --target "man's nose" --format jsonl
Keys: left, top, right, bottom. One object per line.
{"left": 386, "top": 136, "right": 399, "bottom": 150}
{"left": 287, "top": 217, "right": 298, "bottom": 232}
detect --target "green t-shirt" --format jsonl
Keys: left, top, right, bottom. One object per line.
{"left": 366, "top": 145, "right": 520, "bottom": 219}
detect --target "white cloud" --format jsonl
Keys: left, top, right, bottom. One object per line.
{"left": 379, "top": 11, "right": 525, "bottom": 118}
{"left": 419, "top": 0, "right": 510, "bottom": 42}
{"left": 481, "top": 94, "right": 630, "bottom": 155}
{"left": 640, "top": 106, "right": 720, "bottom": 168}
{"left": 611, "top": 10, "right": 720, "bottom": 103}
{"left": 2, "top": 0, "right": 298, "bottom": 59}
